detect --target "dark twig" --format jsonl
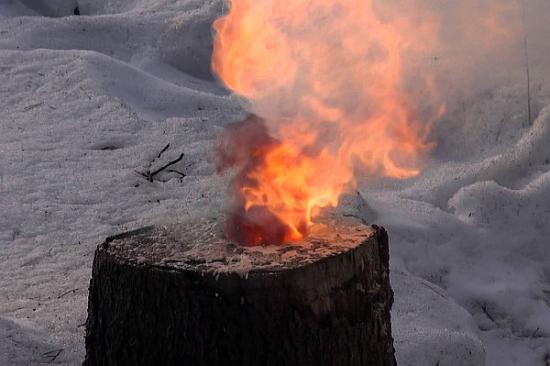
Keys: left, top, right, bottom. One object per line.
{"left": 150, "top": 153, "right": 184, "bottom": 179}
{"left": 135, "top": 170, "right": 151, "bottom": 181}
{"left": 168, "top": 169, "right": 187, "bottom": 178}
{"left": 57, "top": 288, "right": 78, "bottom": 299}
{"left": 157, "top": 143, "right": 170, "bottom": 159}
{"left": 136, "top": 143, "right": 184, "bottom": 182}
{"left": 23, "top": 102, "right": 44, "bottom": 112}
{"left": 419, "top": 281, "right": 447, "bottom": 300}
{"left": 137, "top": 153, "right": 185, "bottom": 182}
{"left": 481, "top": 304, "right": 496, "bottom": 324}
{"left": 42, "top": 349, "right": 63, "bottom": 363}
{"left": 545, "top": 353, "right": 550, "bottom": 366}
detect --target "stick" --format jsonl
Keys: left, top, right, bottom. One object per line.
{"left": 135, "top": 170, "right": 147, "bottom": 177}
{"left": 157, "top": 143, "right": 170, "bottom": 159}
{"left": 136, "top": 148, "right": 184, "bottom": 182}
{"left": 57, "top": 288, "right": 78, "bottom": 299}
{"left": 149, "top": 153, "right": 184, "bottom": 181}
{"left": 42, "top": 349, "right": 63, "bottom": 363}
{"left": 23, "top": 102, "right": 44, "bottom": 112}
{"left": 481, "top": 304, "right": 496, "bottom": 324}
{"left": 168, "top": 169, "right": 187, "bottom": 177}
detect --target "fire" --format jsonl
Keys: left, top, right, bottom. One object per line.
{"left": 212, "top": 0, "right": 439, "bottom": 246}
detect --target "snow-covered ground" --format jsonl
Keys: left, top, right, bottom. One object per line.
{"left": 1, "top": 1, "right": 549, "bottom": 365}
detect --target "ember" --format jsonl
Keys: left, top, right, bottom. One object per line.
{"left": 212, "top": 0, "right": 438, "bottom": 245}
{"left": 215, "top": 115, "right": 309, "bottom": 246}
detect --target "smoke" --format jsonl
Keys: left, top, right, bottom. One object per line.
{"left": 396, "top": 0, "right": 550, "bottom": 114}
{"left": 211, "top": 0, "right": 547, "bottom": 136}
{"left": 211, "top": 0, "right": 550, "bottom": 245}
{"left": 396, "top": 0, "right": 550, "bottom": 159}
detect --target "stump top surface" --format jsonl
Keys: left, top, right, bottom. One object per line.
{"left": 104, "top": 217, "right": 375, "bottom": 274}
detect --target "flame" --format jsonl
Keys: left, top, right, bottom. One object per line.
{"left": 212, "top": 0, "right": 440, "bottom": 246}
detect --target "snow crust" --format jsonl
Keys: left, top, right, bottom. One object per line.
{"left": 1, "top": 0, "right": 549, "bottom": 365}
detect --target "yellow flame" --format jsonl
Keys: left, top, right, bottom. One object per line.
{"left": 212, "top": 0, "right": 440, "bottom": 245}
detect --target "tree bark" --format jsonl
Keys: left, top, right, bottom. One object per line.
{"left": 84, "top": 220, "right": 396, "bottom": 366}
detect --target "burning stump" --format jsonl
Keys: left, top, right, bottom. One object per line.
{"left": 84, "top": 219, "right": 396, "bottom": 366}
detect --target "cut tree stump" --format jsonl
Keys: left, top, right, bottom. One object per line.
{"left": 84, "top": 218, "right": 396, "bottom": 366}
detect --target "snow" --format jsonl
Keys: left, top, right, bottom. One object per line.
{"left": 1, "top": 0, "right": 549, "bottom": 365}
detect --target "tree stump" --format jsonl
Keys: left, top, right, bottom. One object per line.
{"left": 84, "top": 219, "right": 396, "bottom": 366}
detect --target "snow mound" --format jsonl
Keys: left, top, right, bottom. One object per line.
{"left": 1, "top": 0, "right": 550, "bottom": 365}
{"left": 392, "top": 269, "right": 485, "bottom": 366}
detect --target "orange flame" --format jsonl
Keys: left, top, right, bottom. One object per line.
{"left": 213, "top": 0, "right": 439, "bottom": 246}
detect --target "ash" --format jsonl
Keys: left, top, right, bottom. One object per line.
{"left": 105, "top": 217, "right": 374, "bottom": 275}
